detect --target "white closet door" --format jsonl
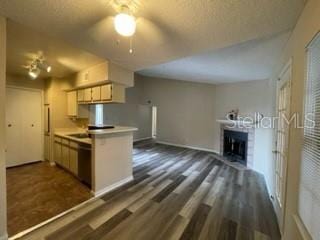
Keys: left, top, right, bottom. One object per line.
{"left": 22, "top": 90, "right": 43, "bottom": 163}
{"left": 6, "top": 88, "right": 23, "bottom": 167}
{"left": 6, "top": 87, "right": 43, "bottom": 167}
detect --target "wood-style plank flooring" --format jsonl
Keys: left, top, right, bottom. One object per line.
{"left": 7, "top": 162, "right": 92, "bottom": 237}
{"left": 19, "top": 141, "right": 280, "bottom": 240}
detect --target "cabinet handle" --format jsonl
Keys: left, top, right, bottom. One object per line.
{"left": 8, "top": 124, "right": 12, "bottom": 127}
{"left": 31, "top": 124, "right": 34, "bottom": 127}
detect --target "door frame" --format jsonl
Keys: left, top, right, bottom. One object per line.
{"left": 274, "top": 58, "right": 292, "bottom": 233}
{"left": 6, "top": 85, "right": 45, "bottom": 165}
{"left": 152, "top": 106, "right": 157, "bottom": 139}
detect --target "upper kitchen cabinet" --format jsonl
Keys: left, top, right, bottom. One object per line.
{"left": 77, "top": 83, "right": 125, "bottom": 104}
{"left": 67, "top": 91, "right": 77, "bottom": 116}
{"left": 91, "top": 86, "right": 101, "bottom": 102}
{"left": 75, "top": 61, "right": 134, "bottom": 87}
{"left": 67, "top": 90, "right": 89, "bottom": 118}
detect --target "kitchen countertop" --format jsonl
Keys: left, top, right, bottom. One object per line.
{"left": 88, "top": 126, "right": 138, "bottom": 135}
{"left": 54, "top": 126, "right": 138, "bottom": 144}
{"left": 54, "top": 130, "right": 92, "bottom": 145}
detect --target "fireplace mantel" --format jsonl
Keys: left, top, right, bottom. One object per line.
{"left": 216, "top": 119, "right": 258, "bottom": 127}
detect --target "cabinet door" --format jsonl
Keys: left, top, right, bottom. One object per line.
{"left": 111, "top": 84, "right": 125, "bottom": 103}
{"left": 61, "top": 139, "right": 70, "bottom": 169}
{"left": 101, "top": 84, "right": 112, "bottom": 101}
{"left": 77, "top": 89, "right": 85, "bottom": 102}
{"left": 84, "top": 88, "right": 92, "bottom": 102}
{"left": 67, "top": 91, "right": 77, "bottom": 117}
{"left": 54, "top": 139, "right": 62, "bottom": 166}
{"left": 92, "top": 86, "right": 101, "bottom": 102}
{"left": 69, "top": 144, "right": 78, "bottom": 175}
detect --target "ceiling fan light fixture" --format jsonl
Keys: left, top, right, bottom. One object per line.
{"left": 36, "top": 59, "right": 52, "bottom": 73}
{"left": 28, "top": 66, "right": 40, "bottom": 80}
{"left": 27, "top": 55, "right": 51, "bottom": 80}
{"left": 114, "top": 6, "right": 136, "bottom": 37}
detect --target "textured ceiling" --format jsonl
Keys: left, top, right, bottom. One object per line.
{"left": 6, "top": 20, "right": 105, "bottom": 79}
{"left": 138, "top": 31, "right": 291, "bottom": 84}
{"left": 0, "top": 0, "right": 306, "bottom": 73}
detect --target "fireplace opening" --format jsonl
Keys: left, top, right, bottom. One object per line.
{"left": 223, "top": 130, "right": 248, "bottom": 165}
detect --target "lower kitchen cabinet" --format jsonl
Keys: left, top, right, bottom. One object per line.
{"left": 69, "top": 143, "right": 78, "bottom": 175}
{"left": 61, "top": 139, "right": 70, "bottom": 169}
{"left": 54, "top": 135, "right": 90, "bottom": 184}
{"left": 54, "top": 137, "right": 62, "bottom": 165}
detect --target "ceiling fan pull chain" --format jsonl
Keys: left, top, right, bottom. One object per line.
{"left": 129, "top": 36, "right": 133, "bottom": 54}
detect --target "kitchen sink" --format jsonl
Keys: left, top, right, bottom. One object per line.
{"left": 68, "top": 133, "right": 90, "bottom": 139}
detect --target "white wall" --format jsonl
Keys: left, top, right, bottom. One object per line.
{"left": 6, "top": 74, "right": 44, "bottom": 90}
{"left": 102, "top": 104, "right": 152, "bottom": 141}
{"left": 136, "top": 75, "right": 276, "bottom": 195}
{"left": 138, "top": 75, "right": 217, "bottom": 151}
{"left": 214, "top": 79, "right": 275, "bottom": 150}
{"left": 0, "top": 16, "right": 8, "bottom": 240}
{"left": 214, "top": 79, "right": 276, "bottom": 196}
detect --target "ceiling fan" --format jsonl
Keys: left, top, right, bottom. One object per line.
{"left": 110, "top": 0, "right": 140, "bottom": 53}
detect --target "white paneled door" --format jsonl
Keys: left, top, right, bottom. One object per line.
{"left": 274, "top": 61, "right": 291, "bottom": 233}
{"left": 6, "top": 87, "right": 43, "bottom": 167}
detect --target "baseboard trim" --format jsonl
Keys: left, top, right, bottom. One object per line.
{"left": 92, "top": 176, "right": 134, "bottom": 198}
{"left": 156, "top": 141, "right": 220, "bottom": 154}
{"left": 0, "top": 234, "right": 8, "bottom": 240}
{"left": 6, "top": 160, "right": 43, "bottom": 169}
{"left": 133, "top": 137, "right": 153, "bottom": 143}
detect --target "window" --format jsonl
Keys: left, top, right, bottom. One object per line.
{"left": 95, "top": 104, "right": 104, "bottom": 126}
{"left": 299, "top": 33, "right": 320, "bottom": 240}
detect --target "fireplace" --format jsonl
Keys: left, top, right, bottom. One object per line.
{"left": 223, "top": 129, "right": 248, "bottom": 165}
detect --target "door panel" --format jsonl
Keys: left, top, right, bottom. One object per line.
{"left": 92, "top": 86, "right": 101, "bottom": 101}
{"left": 22, "top": 90, "right": 43, "bottom": 162}
{"left": 6, "top": 87, "right": 43, "bottom": 167}
{"left": 274, "top": 62, "right": 291, "bottom": 233}
{"left": 54, "top": 140, "right": 62, "bottom": 166}
{"left": 67, "top": 91, "right": 77, "bottom": 117}
{"left": 61, "top": 139, "right": 70, "bottom": 169}
{"left": 84, "top": 88, "right": 92, "bottom": 102}
{"left": 6, "top": 88, "right": 23, "bottom": 167}
{"left": 101, "top": 84, "right": 112, "bottom": 101}
{"left": 69, "top": 147, "right": 78, "bottom": 175}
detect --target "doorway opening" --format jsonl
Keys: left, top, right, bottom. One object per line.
{"left": 152, "top": 106, "right": 157, "bottom": 139}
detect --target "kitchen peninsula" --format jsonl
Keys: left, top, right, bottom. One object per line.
{"left": 89, "top": 126, "right": 137, "bottom": 196}
{"left": 54, "top": 126, "right": 137, "bottom": 197}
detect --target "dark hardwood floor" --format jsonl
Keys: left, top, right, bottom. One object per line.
{"left": 19, "top": 141, "right": 280, "bottom": 240}
{"left": 7, "top": 162, "right": 92, "bottom": 237}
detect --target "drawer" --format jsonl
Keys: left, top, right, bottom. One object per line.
{"left": 62, "top": 139, "right": 69, "bottom": 145}
{"left": 69, "top": 141, "right": 79, "bottom": 149}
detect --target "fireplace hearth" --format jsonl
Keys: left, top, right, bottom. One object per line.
{"left": 223, "top": 130, "right": 248, "bottom": 166}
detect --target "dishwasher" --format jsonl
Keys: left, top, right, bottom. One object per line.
{"left": 77, "top": 143, "right": 92, "bottom": 187}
